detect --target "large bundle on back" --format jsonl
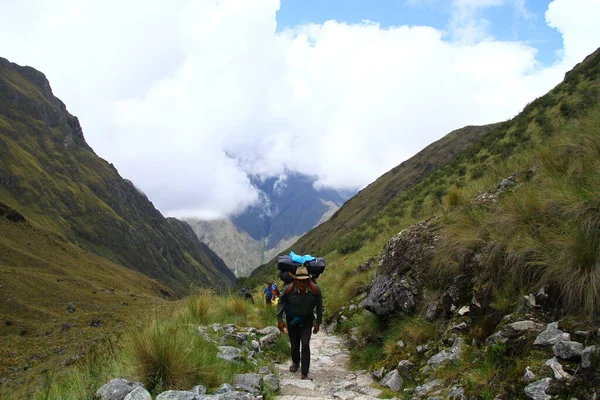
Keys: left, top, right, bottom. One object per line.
{"left": 278, "top": 251, "right": 326, "bottom": 284}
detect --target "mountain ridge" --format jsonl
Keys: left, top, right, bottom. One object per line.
{"left": 0, "top": 56, "right": 236, "bottom": 296}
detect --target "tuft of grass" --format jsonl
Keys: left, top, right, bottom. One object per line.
{"left": 126, "top": 320, "right": 197, "bottom": 392}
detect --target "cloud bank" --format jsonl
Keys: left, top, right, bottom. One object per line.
{"left": 0, "top": 0, "right": 599, "bottom": 218}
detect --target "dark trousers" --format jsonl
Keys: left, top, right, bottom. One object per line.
{"left": 286, "top": 315, "right": 313, "bottom": 375}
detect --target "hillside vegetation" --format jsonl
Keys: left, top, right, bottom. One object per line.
{"left": 248, "top": 47, "right": 600, "bottom": 289}
{"left": 0, "top": 57, "right": 235, "bottom": 296}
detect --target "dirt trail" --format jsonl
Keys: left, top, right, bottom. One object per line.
{"left": 273, "top": 332, "right": 383, "bottom": 400}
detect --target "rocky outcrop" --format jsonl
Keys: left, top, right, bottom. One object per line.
{"left": 360, "top": 218, "right": 439, "bottom": 318}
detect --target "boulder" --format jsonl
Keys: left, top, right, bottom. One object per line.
{"left": 257, "top": 326, "right": 280, "bottom": 335}
{"left": 380, "top": 370, "right": 403, "bottom": 392}
{"left": 259, "top": 333, "right": 279, "bottom": 349}
{"left": 123, "top": 387, "right": 152, "bottom": 400}
{"left": 553, "top": 340, "right": 583, "bottom": 361}
{"left": 155, "top": 391, "right": 198, "bottom": 400}
{"left": 524, "top": 378, "right": 552, "bottom": 400}
{"left": 360, "top": 219, "right": 438, "bottom": 318}
{"left": 214, "top": 383, "right": 235, "bottom": 394}
{"left": 95, "top": 378, "right": 144, "bottom": 400}
{"left": 217, "top": 346, "right": 243, "bottom": 362}
{"left": 545, "top": 357, "right": 572, "bottom": 380}
{"left": 581, "top": 346, "right": 598, "bottom": 368}
{"left": 262, "top": 373, "right": 279, "bottom": 392}
{"left": 413, "top": 379, "right": 443, "bottom": 397}
{"left": 534, "top": 322, "right": 570, "bottom": 346}
{"left": 233, "top": 374, "right": 262, "bottom": 391}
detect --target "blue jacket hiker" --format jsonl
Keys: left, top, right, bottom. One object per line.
{"left": 263, "top": 281, "right": 279, "bottom": 305}
{"left": 276, "top": 266, "right": 323, "bottom": 380}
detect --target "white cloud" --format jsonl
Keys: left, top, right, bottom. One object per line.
{"left": 0, "top": 0, "right": 598, "bottom": 218}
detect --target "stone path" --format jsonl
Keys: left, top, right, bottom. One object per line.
{"left": 273, "top": 332, "right": 382, "bottom": 400}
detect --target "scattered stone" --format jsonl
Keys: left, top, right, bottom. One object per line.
{"left": 396, "top": 340, "right": 405, "bottom": 348}
{"left": 258, "top": 366, "right": 270, "bottom": 374}
{"left": 257, "top": 326, "right": 280, "bottom": 336}
{"left": 234, "top": 332, "right": 249, "bottom": 344}
{"left": 155, "top": 391, "right": 198, "bottom": 400}
{"left": 214, "top": 383, "right": 236, "bottom": 394}
{"left": 414, "top": 379, "right": 443, "bottom": 397}
{"left": 447, "top": 386, "right": 465, "bottom": 400}
{"left": 251, "top": 340, "right": 261, "bottom": 352}
{"left": 212, "top": 323, "right": 223, "bottom": 332}
{"left": 553, "top": 340, "right": 583, "bottom": 361}
{"left": 545, "top": 357, "right": 572, "bottom": 380}
{"left": 371, "top": 367, "right": 385, "bottom": 380}
{"left": 534, "top": 322, "right": 570, "bottom": 346}
{"left": 416, "top": 345, "right": 429, "bottom": 353}
{"left": 425, "top": 302, "right": 439, "bottom": 321}
{"left": 581, "top": 346, "right": 598, "bottom": 368}
{"left": 380, "top": 370, "right": 403, "bottom": 392}
{"left": 189, "top": 385, "right": 207, "bottom": 395}
{"left": 90, "top": 320, "right": 102, "bottom": 328}
{"left": 262, "top": 373, "right": 279, "bottom": 392}
{"left": 524, "top": 378, "right": 552, "bottom": 400}
{"left": 524, "top": 367, "right": 536, "bottom": 382}
{"left": 458, "top": 306, "right": 470, "bottom": 316}
{"left": 217, "top": 346, "right": 243, "bottom": 362}
{"left": 67, "top": 302, "right": 75, "bottom": 313}
{"left": 224, "top": 324, "right": 236, "bottom": 334}
{"left": 124, "top": 387, "right": 152, "bottom": 400}
{"left": 216, "top": 392, "right": 255, "bottom": 400}
{"left": 258, "top": 333, "right": 279, "bottom": 349}
{"left": 452, "top": 322, "right": 469, "bottom": 331}
{"left": 95, "top": 378, "right": 143, "bottom": 400}
{"left": 427, "top": 338, "right": 464, "bottom": 365}
{"left": 233, "top": 373, "right": 262, "bottom": 391}
{"left": 397, "top": 360, "right": 415, "bottom": 375}
{"left": 508, "top": 321, "right": 545, "bottom": 333}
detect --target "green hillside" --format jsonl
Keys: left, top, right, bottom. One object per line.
{"left": 0, "top": 57, "right": 236, "bottom": 296}
{"left": 248, "top": 47, "right": 600, "bottom": 288}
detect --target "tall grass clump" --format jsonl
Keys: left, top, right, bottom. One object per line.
{"left": 434, "top": 106, "right": 600, "bottom": 319}
{"left": 126, "top": 319, "right": 198, "bottom": 392}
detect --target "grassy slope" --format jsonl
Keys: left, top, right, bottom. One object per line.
{"left": 247, "top": 47, "right": 600, "bottom": 289}
{"left": 0, "top": 206, "right": 174, "bottom": 391}
{"left": 0, "top": 57, "right": 235, "bottom": 296}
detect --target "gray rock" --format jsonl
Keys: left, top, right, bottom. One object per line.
{"left": 190, "top": 385, "right": 207, "bottom": 395}
{"left": 425, "top": 302, "right": 439, "bottom": 321}
{"left": 507, "top": 321, "right": 545, "bottom": 333}
{"left": 212, "top": 323, "right": 223, "bottom": 332}
{"left": 262, "top": 373, "right": 279, "bottom": 392}
{"left": 524, "top": 378, "right": 552, "bottom": 400}
{"left": 380, "top": 370, "right": 403, "bottom": 392}
{"left": 214, "top": 383, "right": 235, "bottom": 394}
{"left": 155, "top": 391, "right": 198, "bottom": 400}
{"left": 259, "top": 332, "right": 279, "bottom": 349}
{"left": 124, "top": 387, "right": 152, "bottom": 400}
{"left": 447, "top": 386, "right": 465, "bottom": 400}
{"left": 524, "top": 366, "right": 536, "bottom": 382}
{"left": 534, "top": 322, "right": 570, "bottom": 346}
{"left": 581, "top": 346, "right": 598, "bottom": 368}
{"left": 371, "top": 367, "right": 385, "bottom": 380}
{"left": 224, "top": 324, "right": 236, "bottom": 334}
{"left": 553, "top": 340, "right": 584, "bottom": 361}
{"left": 452, "top": 322, "right": 469, "bottom": 331}
{"left": 397, "top": 360, "right": 415, "bottom": 374}
{"left": 233, "top": 373, "right": 262, "bottom": 391}
{"left": 427, "top": 338, "right": 464, "bottom": 365}
{"left": 442, "top": 275, "right": 471, "bottom": 316}
{"left": 545, "top": 357, "right": 572, "bottom": 380}
{"left": 416, "top": 344, "right": 429, "bottom": 353}
{"left": 95, "top": 378, "right": 143, "bottom": 400}
{"left": 413, "top": 379, "right": 443, "bottom": 397}
{"left": 258, "top": 366, "right": 270, "bottom": 374}
{"left": 257, "top": 326, "right": 280, "bottom": 335}
{"left": 67, "top": 302, "right": 76, "bottom": 313}
{"left": 251, "top": 340, "right": 261, "bottom": 352}
{"left": 217, "top": 346, "right": 243, "bottom": 362}
{"left": 234, "top": 332, "right": 249, "bottom": 344}
{"left": 215, "top": 393, "right": 254, "bottom": 400}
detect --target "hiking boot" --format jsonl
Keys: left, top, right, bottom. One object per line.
{"left": 289, "top": 363, "right": 299, "bottom": 372}
{"left": 301, "top": 374, "right": 311, "bottom": 380}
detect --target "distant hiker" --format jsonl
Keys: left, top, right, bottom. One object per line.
{"left": 263, "top": 280, "right": 279, "bottom": 305}
{"left": 239, "top": 287, "right": 254, "bottom": 304}
{"left": 276, "top": 266, "right": 323, "bottom": 380}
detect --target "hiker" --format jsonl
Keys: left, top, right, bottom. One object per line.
{"left": 263, "top": 280, "right": 279, "bottom": 305}
{"left": 276, "top": 266, "right": 323, "bottom": 380}
{"left": 239, "top": 287, "right": 254, "bottom": 304}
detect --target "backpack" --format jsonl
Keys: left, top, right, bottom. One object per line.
{"left": 277, "top": 252, "right": 326, "bottom": 284}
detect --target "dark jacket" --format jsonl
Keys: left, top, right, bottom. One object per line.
{"left": 276, "top": 281, "right": 323, "bottom": 325}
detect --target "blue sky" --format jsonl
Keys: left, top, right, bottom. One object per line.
{"left": 277, "top": 0, "right": 563, "bottom": 65}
